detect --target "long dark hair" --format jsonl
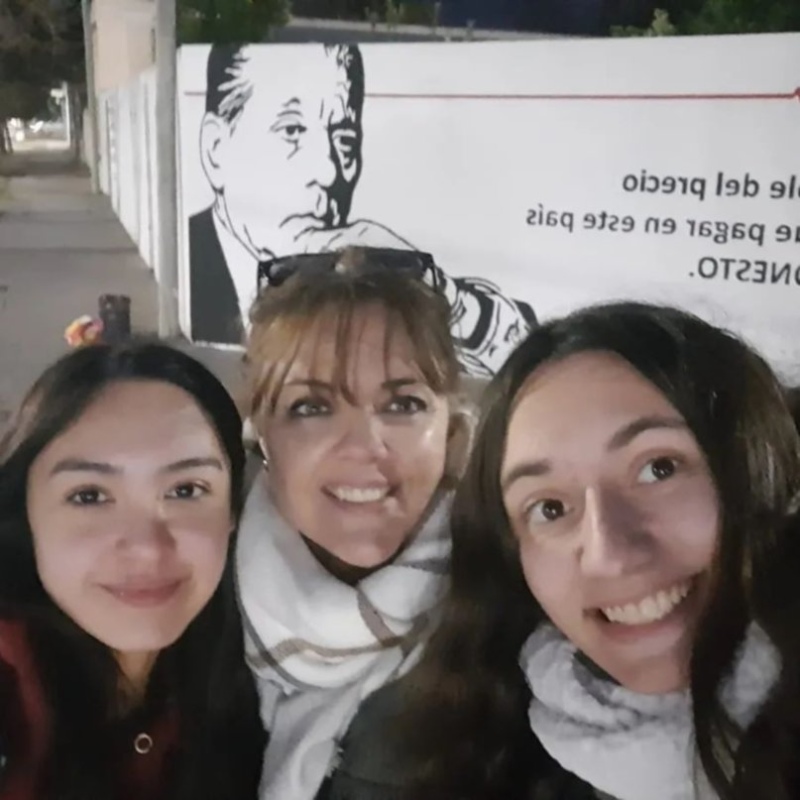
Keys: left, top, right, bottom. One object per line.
{"left": 0, "top": 341, "right": 265, "bottom": 799}
{"left": 402, "top": 302, "right": 800, "bottom": 800}
{"left": 786, "top": 386, "right": 800, "bottom": 432}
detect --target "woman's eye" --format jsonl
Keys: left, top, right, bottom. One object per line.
{"left": 166, "top": 482, "right": 208, "bottom": 501}
{"left": 638, "top": 456, "right": 678, "bottom": 484}
{"left": 67, "top": 488, "right": 108, "bottom": 506}
{"left": 526, "top": 498, "right": 567, "bottom": 524}
{"left": 288, "top": 398, "right": 330, "bottom": 418}
{"left": 385, "top": 395, "right": 427, "bottom": 414}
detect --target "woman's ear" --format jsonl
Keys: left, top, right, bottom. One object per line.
{"left": 443, "top": 399, "right": 476, "bottom": 488}
{"left": 258, "top": 436, "right": 270, "bottom": 471}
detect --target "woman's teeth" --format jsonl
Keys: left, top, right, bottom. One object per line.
{"left": 601, "top": 580, "right": 692, "bottom": 626}
{"left": 330, "top": 486, "right": 389, "bottom": 504}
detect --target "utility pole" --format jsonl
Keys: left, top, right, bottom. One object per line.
{"left": 155, "top": 0, "right": 180, "bottom": 338}
{"left": 81, "top": 0, "right": 100, "bottom": 192}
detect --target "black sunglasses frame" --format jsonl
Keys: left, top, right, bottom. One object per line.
{"left": 256, "top": 248, "right": 441, "bottom": 294}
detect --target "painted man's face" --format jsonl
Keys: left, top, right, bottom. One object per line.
{"left": 202, "top": 47, "right": 363, "bottom": 260}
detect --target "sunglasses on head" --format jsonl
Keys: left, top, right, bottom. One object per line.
{"left": 256, "top": 247, "right": 441, "bottom": 293}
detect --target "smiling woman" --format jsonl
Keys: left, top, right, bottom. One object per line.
{"left": 502, "top": 351, "right": 721, "bottom": 696}
{"left": 237, "top": 246, "right": 470, "bottom": 800}
{"left": 399, "top": 302, "right": 800, "bottom": 800}
{"left": 0, "top": 341, "right": 265, "bottom": 800}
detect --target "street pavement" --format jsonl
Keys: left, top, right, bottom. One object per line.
{"left": 0, "top": 147, "right": 243, "bottom": 437}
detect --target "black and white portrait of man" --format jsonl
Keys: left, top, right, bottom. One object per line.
{"left": 188, "top": 42, "right": 537, "bottom": 374}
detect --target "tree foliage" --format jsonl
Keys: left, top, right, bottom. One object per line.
{"left": 178, "top": 0, "right": 291, "bottom": 44}
{"left": 610, "top": 0, "right": 800, "bottom": 35}
{"left": 611, "top": 8, "right": 678, "bottom": 36}
{"left": 0, "top": 0, "right": 84, "bottom": 87}
{"left": 0, "top": 82, "right": 52, "bottom": 121}
{"left": 681, "top": 0, "right": 800, "bottom": 34}
{"left": 0, "top": 0, "right": 83, "bottom": 154}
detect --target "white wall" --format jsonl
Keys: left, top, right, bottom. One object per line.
{"left": 97, "top": 35, "right": 800, "bottom": 379}
{"left": 97, "top": 92, "right": 111, "bottom": 195}
{"left": 81, "top": 108, "right": 92, "bottom": 168}
{"left": 96, "top": 68, "right": 159, "bottom": 281}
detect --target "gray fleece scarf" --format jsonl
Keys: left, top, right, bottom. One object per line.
{"left": 521, "top": 623, "right": 780, "bottom": 800}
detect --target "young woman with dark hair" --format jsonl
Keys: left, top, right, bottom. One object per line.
{"left": 0, "top": 341, "right": 265, "bottom": 799}
{"left": 399, "top": 302, "right": 800, "bottom": 800}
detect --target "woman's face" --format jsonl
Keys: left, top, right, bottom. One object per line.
{"left": 27, "top": 380, "right": 233, "bottom": 669}
{"left": 260, "top": 304, "right": 451, "bottom": 567}
{"left": 501, "top": 352, "right": 719, "bottom": 694}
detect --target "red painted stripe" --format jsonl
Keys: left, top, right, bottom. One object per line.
{"left": 183, "top": 88, "right": 800, "bottom": 102}
{"left": 366, "top": 88, "right": 800, "bottom": 102}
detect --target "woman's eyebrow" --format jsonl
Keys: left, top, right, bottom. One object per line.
{"left": 49, "top": 456, "right": 225, "bottom": 477}
{"left": 501, "top": 459, "right": 551, "bottom": 492}
{"left": 49, "top": 458, "right": 119, "bottom": 477}
{"left": 161, "top": 457, "right": 225, "bottom": 474}
{"left": 606, "top": 415, "right": 687, "bottom": 451}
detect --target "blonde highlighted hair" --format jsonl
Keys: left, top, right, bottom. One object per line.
{"left": 245, "top": 248, "right": 473, "bottom": 484}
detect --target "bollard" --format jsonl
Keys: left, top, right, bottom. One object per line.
{"left": 98, "top": 294, "right": 131, "bottom": 344}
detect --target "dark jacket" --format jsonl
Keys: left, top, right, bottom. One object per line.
{"left": 315, "top": 677, "right": 600, "bottom": 800}
{"left": 0, "top": 618, "right": 179, "bottom": 800}
{"left": 315, "top": 677, "right": 410, "bottom": 800}
{"left": 188, "top": 207, "right": 244, "bottom": 345}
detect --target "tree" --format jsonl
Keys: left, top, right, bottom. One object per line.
{"left": 178, "top": 0, "right": 291, "bottom": 44}
{"left": 381, "top": 2, "right": 439, "bottom": 27}
{"left": 0, "top": 82, "right": 52, "bottom": 153}
{"left": 0, "top": 82, "right": 51, "bottom": 119}
{"left": 0, "top": 0, "right": 84, "bottom": 153}
{"left": 608, "top": 0, "right": 800, "bottom": 35}
{"left": 611, "top": 7, "right": 678, "bottom": 35}
{"left": 0, "top": 0, "right": 84, "bottom": 86}
{"left": 681, "top": 0, "right": 800, "bottom": 33}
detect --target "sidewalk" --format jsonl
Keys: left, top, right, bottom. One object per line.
{"left": 0, "top": 149, "right": 242, "bottom": 434}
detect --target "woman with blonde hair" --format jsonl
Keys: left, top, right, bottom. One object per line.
{"left": 235, "top": 247, "right": 472, "bottom": 800}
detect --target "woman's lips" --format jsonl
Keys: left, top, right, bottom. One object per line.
{"left": 101, "top": 579, "right": 185, "bottom": 608}
{"left": 591, "top": 578, "right": 698, "bottom": 644}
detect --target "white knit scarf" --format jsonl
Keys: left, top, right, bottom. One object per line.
{"left": 236, "top": 476, "right": 451, "bottom": 800}
{"left": 520, "top": 623, "right": 780, "bottom": 800}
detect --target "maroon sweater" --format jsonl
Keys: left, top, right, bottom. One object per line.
{"left": 0, "top": 619, "right": 179, "bottom": 800}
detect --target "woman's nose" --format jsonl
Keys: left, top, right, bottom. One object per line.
{"left": 579, "top": 486, "right": 654, "bottom": 578}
